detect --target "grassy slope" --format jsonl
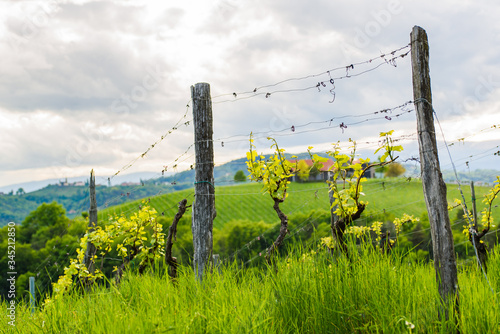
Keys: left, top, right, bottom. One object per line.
{"left": 99, "top": 178, "right": 500, "bottom": 229}
{"left": 9, "top": 244, "right": 500, "bottom": 333}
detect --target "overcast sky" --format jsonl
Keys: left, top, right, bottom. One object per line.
{"left": 1, "top": 0, "right": 499, "bottom": 188}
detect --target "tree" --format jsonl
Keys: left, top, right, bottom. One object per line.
{"left": 384, "top": 163, "right": 406, "bottom": 177}
{"left": 19, "top": 202, "right": 70, "bottom": 248}
{"left": 234, "top": 170, "right": 247, "bottom": 182}
{"left": 296, "top": 160, "right": 310, "bottom": 181}
{"left": 16, "top": 188, "right": 25, "bottom": 196}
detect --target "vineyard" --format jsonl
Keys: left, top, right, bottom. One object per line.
{"left": 3, "top": 25, "right": 500, "bottom": 333}
{"left": 7, "top": 244, "right": 500, "bottom": 333}
{"left": 99, "top": 179, "right": 500, "bottom": 229}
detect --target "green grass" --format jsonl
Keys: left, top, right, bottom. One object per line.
{"left": 99, "top": 178, "right": 500, "bottom": 229}
{"left": 7, "top": 242, "right": 500, "bottom": 333}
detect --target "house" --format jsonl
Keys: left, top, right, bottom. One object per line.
{"left": 120, "top": 182, "right": 140, "bottom": 186}
{"left": 288, "top": 158, "right": 375, "bottom": 182}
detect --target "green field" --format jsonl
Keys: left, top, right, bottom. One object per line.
{"left": 99, "top": 178, "right": 499, "bottom": 229}
{"left": 7, "top": 243, "right": 500, "bottom": 333}
{"left": 5, "top": 178, "right": 500, "bottom": 333}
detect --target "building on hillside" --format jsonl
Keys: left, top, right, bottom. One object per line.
{"left": 288, "top": 158, "right": 375, "bottom": 182}
{"left": 120, "top": 182, "right": 140, "bottom": 186}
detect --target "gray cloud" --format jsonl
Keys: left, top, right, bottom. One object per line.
{"left": 1, "top": 0, "right": 500, "bottom": 187}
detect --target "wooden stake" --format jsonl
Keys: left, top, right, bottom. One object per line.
{"left": 411, "top": 25, "right": 459, "bottom": 317}
{"left": 164, "top": 199, "right": 188, "bottom": 280}
{"left": 191, "top": 83, "right": 216, "bottom": 281}
{"left": 471, "top": 181, "right": 478, "bottom": 227}
{"left": 84, "top": 169, "right": 97, "bottom": 274}
{"left": 470, "top": 181, "right": 489, "bottom": 271}
{"left": 29, "top": 276, "right": 35, "bottom": 315}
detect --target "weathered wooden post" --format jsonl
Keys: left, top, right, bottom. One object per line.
{"left": 29, "top": 276, "right": 35, "bottom": 315}
{"left": 471, "top": 181, "right": 478, "bottom": 226}
{"left": 411, "top": 26, "right": 459, "bottom": 317}
{"left": 470, "top": 181, "right": 488, "bottom": 271}
{"left": 191, "top": 83, "right": 216, "bottom": 281}
{"left": 84, "top": 169, "right": 97, "bottom": 274}
{"left": 328, "top": 184, "right": 338, "bottom": 256}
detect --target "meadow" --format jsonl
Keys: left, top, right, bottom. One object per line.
{"left": 6, "top": 241, "right": 500, "bottom": 333}
{"left": 4, "top": 178, "right": 500, "bottom": 333}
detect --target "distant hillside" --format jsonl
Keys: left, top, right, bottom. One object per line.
{"left": 0, "top": 157, "right": 255, "bottom": 226}
{"left": 441, "top": 169, "right": 500, "bottom": 185}
{"left": 144, "top": 153, "right": 329, "bottom": 187}
{"left": 0, "top": 171, "right": 161, "bottom": 194}
{"left": 0, "top": 183, "right": 182, "bottom": 226}
{"left": 1, "top": 151, "right": 498, "bottom": 226}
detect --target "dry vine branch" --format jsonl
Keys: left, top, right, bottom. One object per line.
{"left": 246, "top": 135, "right": 294, "bottom": 264}
{"left": 114, "top": 245, "right": 139, "bottom": 284}
{"left": 265, "top": 188, "right": 288, "bottom": 263}
{"left": 332, "top": 157, "right": 398, "bottom": 256}
{"left": 165, "top": 199, "right": 188, "bottom": 279}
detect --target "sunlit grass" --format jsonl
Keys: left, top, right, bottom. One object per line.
{"left": 8, "top": 241, "right": 500, "bottom": 333}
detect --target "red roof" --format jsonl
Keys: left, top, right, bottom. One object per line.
{"left": 288, "top": 159, "right": 335, "bottom": 172}
{"left": 288, "top": 158, "right": 366, "bottom": 171}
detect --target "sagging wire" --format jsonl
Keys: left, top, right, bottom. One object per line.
{"left": 212, "top": 45, "right": 411, "bottom": 104}
{"left": 107, "top": 100, "right": 192, "bottom": 183}
{"left": 212, "top": 44, "right": 411, "bottom": 102}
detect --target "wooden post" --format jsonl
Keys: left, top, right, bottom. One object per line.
{"left": 84, "top": 169, "right": 97, "bottom": 274}
{"left": 328, "top": 183, "right": 338, "bottom": 255}
{"left": 29, "top": 276, "right": 35, "bottom": 315}
{"left": 212, "top": 254, "right": 222, "bottom": 275}
{"left": 471, "top": 181, "right": 478, "bottom": 227}
{"left": 191, "top": 83, "right": 216, "bottom": 281}
{"left": 469, "top": 181, "right": 489, "bottom": 271}
{"left": 411, "top": 26, "right": 459, "bottom": 316}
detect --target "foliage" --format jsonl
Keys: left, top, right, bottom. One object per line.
{"left": 374, "top": 130, "right": 403, "bottom": 162}
{"left": 246, "top": 134, "right": 294, "bottom": 201}
{"left": 309, "top": 163, "right": 320, "bottom": 179}
{"left": 374, "top": 155, "right": 389, "bottom": 174}
{"left": 246, "top": 134, "right": 298, "bottom": 261}
{"left": 214, "top": 219, "right": 273, "bottom": 263}
{"left": 344, "top": 213, "right": 420, "bottom": 248}
{"left": 384, "top": 163, "right": 406, "bottom": 177}
{"left": 47, "top": 202, "right": 164, "bottom": 304}
{"left": 0, "top": 183, "right": 184, "bottom": 226}
{"left": 322, "top": 139, "right": 370, "bottom": 219}
{"left": 480, "top": 176, "right": 500, "bottom": 230}
{"left": 305, "top": 131, "right": 405, "bottom": 255}
{"left": 450, "top": 177, "right": 500, "bottom": 240}
{"left": 317, "top": 132, "right": 398, "bottom": 219}
{"left": 19, "top": 202, "right": 70, "bottom": 248}
{"left": 296, "top": 160, "right": 310, "bottom": 181}
{"left": 233, "top": 170, "right": 247, "bottom": 182}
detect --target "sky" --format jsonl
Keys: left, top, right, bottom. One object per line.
{"left": 0, "top": 0, "right": 499, "bottom": 189}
